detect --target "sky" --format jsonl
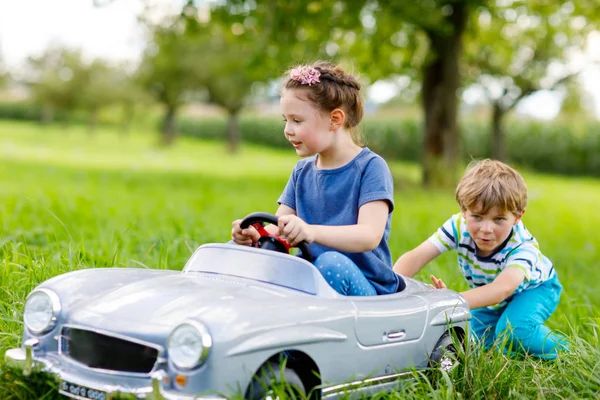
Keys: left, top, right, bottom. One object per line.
{"left": 0, "top": 0, "right": 599, "bottom": 119}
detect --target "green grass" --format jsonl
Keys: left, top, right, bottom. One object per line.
{"left": 1, "top": 120, "right": 599, "bottom": 399}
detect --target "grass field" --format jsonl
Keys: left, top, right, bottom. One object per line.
{"left": 1, "top": 120, "right": 599, "bottom": 399}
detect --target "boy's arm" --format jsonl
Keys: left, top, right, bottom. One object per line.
{"left": 460, "top": 267, "right": 525, "bottom": 309}
{"left": 393, "top": 240, "right": 441, "bottom": 277}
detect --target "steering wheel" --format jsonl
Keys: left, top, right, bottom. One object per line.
{"left": 240, "top": 212, "right": 313, "bottom": 262}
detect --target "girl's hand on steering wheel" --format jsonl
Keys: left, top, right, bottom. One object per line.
{"left": 231, "top": 219, "right": 260, "bottom": 246}
{"left": 277, "top": 215, "right": 314, "bottom": 247}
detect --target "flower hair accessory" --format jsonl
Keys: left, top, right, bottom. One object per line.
{"left": 290, "top": 66, "right": 321, "bottom": 86}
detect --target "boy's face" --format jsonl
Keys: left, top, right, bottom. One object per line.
{"left": 462, "top": 205, "right": 523, "bottom": 257}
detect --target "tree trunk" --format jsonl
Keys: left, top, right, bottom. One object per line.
{"left": 88, "top": 106, "right": 97, "bottom": 134}
{"left": 421, "top": 1, "right": 468, "bottom": 188}
{"left": 227, "top": 109, "right": 241, "bottom": 153}
{"left": 491, "top": 103, "right": 506, "bottom": 161}
{"left": 120, "top": 103, "right": 134, "bottom": 135}
{"left": 41, "top": 104, "right": 54, "bottom": 125}
{"left": 162, "top": 105, "right": 177, "bottom": 146}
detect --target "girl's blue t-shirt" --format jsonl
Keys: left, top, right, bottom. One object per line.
{"left": 278, "top": 147, "right": 399, "bottom": 294}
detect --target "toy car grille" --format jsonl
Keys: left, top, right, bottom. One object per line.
{"left": 61, "top": 327, "right": 159, "bottom": 374}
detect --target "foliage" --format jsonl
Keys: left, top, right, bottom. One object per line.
{"left": 558, "top": 79, "right": 597, "bottom": 120}
{"left": 177, "top": 0, "right": 367, "bottom": 150}
{"left": 464, "top": 0, "right": 597, "bottom": 100}
{"left": 21, "top": 46, "right": 144, "bottom": 132}
{"left": 176, "top": 114, "right": 600, "bottom": 177}
{"left": 0, "top": 120, "right": 599, "bottom": 398}
{"left": 0, "top": 58, "right": 8, "bottom": 89}
{"left": 0, "top": 102, "right": 46, "bottom": 121}
{"left": 137, "top": 15, "right": 204, "bottom": 111}
{"left": 136, "top": 10, "right": 207, "bottom": 143}
{"left": 0, "top": 101, "right": 158, "bottom": 131}
{"left": 461, "top": 0, "right": 600, "bottom": 159}
{"left": 25, "top": 47, "right": 90, "bottom": 123}
{"left": 2, "top": 103, "right": 600, "bottom": 176}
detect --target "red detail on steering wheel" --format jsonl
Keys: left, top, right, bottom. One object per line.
{"left": 240, "top": 212, "right": 313, "bottom": 262}
{"left": 251, "top": 222, "right": 292, "bottom": 251}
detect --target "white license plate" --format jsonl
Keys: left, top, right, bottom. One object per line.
{"left": 59, "top": 380, "right": 107, "bottom": 400}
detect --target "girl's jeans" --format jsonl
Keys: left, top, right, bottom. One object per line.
{"left": 469, "top": 275, "right": 568, "bottom": 359}
{"left": 313, "top": 251, "right": 377, "bottom": 296}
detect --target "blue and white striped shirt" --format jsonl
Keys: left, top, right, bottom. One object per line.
{"left": 429, "top": 213, "right": 555, "bottom": 308}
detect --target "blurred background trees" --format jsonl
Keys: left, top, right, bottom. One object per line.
{"left": 0, "top": 0, "right": 599, "bottom": 184}
{"left": 463, "top": 0, "right": 597, "bottom": 161}
{"left": 0, "top": 56, "right": 7, "bottom": 89}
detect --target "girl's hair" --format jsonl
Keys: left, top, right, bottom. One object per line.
{"left": 455, "top": 159, "right": 528, "bottom": 216}
{"left": 283, "top": 61, "right": 364, "bottom": 145}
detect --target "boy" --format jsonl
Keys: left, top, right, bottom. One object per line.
{"left": 393, "top": 159, "right": 566, "bottom": 359}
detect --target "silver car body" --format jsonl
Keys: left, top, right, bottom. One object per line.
{"left": 5, "top": 243, "right": 470, "bottom": 399}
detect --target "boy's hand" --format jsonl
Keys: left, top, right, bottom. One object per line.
{"left": 430, "top": 274, "right": 447, "bottom": 289}
{"left": 277, "top": 215, "right": 314, "bottom": 247}
{"left": 231, "top": 219, "right": 260, "bottom": 246}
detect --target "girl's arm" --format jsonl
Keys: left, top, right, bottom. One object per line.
{"left": 393, "top": 240, "right": 441, "bottom": 277}
{"left": 278, "top": 200, "right": 390, "bottom": 252}
{"left": 458, "top": 267, "right": 525, "bottom": 309}
{"left": 313, "top": 200, "right": 390, "bottom": 252}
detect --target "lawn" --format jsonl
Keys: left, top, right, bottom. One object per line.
{"left": 1, "top": 120, "right": 599, "bottom": 399}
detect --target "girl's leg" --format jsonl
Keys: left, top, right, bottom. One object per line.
{"left": 313, "top": 251, "right": 377, "bottom": 296}
{"left": 469, "top": 307, "right": 503, "bottom": 350}
{"left": 495, "top": 276, "right": 568, "bottom": 359}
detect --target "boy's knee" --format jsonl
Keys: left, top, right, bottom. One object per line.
{"left": 495, "top": 318, "right": 538, "bottom": 353}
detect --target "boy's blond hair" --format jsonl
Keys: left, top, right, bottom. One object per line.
{"left": 455, "top": 159, "right": 527, "bottom": 216}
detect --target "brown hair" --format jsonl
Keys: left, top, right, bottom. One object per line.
{"left": 283, "top": 61, "right": 364, "bottom": 145}
{"left": 455, "top": 159, "right": 527, "bottom": 216}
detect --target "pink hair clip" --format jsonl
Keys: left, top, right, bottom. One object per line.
{"left": 290, "top": 66, "right": 321, "bottom": 86}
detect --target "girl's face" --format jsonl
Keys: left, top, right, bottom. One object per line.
{"left": 462, "top": 205, "right": 522, "bottom": 257}
{"left": 280, "top": 89, "right": 333, "bottom": 157}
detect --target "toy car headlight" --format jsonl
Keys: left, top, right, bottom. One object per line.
{"left": 23, "top": 289, "right": 61, "bottom": 334}
{"left": 167, "top": 321, "right": 212, "bottom": 370}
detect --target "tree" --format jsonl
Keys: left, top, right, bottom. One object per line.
{"left": 111, "top": 63, "right": 152, "bottom": 134}
{"left": 183, "top": 0, "right": 362, "bottom": 152}
{"left": 179, "top": 2, "right": 261, "bottom": 152}
{"left": 25, "top": 47, "right": 90, "bottom": 125}
{"left": 334, "top": 0, "right": 483, "bottom": 187}
{"left": 463, "top": 0, "right": 598, "bottom": 161}
{"left": 79, "top": 60, "right": 120, "bottom": 133}
{"left": 0, "top": 58, "right": 8, "bottom": 89}
{"left": 197, "top": 0, "right": 598, "bottom": 184}
{"left": 557, "top": 78, "right": 596, "bottom": 120}
{"left": 137, "top": 13, "right": 205, "bottom": 145}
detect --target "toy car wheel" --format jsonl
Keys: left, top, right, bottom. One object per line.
{"left": 429, "top": 332, "right": 460, "bottom": 372}
{"left": 246, "top": 361, "right": 306, "bottom": 400}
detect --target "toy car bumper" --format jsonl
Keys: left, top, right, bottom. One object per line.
{"left": 5, "top": 341, "right": 225, "bottom": 400}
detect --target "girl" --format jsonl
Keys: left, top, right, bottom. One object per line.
{"left": 232, "top": 61, "right": 402, "bottom": 296}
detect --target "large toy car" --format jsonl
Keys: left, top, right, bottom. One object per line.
{"left": 5, "top": 213, "right": 470, "bottom": 400}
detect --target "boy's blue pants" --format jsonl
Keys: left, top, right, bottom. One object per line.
{"left": 469, "top": 275, "right": 567, "bottom": 359}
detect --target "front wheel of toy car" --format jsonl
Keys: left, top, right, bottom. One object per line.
{"left": 246, "top": 361, "right": 306, "bottom": 400}
{"left": 429, "top": 332, "right": 461, "bottom": 372}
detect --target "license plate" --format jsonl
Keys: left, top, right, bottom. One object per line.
{"left": 59, "top": 380, "right": 108, "bottom": 400}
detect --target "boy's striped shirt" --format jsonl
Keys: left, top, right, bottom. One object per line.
{"left": 429, "top": 213, "right": 555, "bottom": 309}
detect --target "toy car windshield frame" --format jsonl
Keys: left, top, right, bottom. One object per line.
{"left": 183, "top": 244, "right": 321, "bottom": 295}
